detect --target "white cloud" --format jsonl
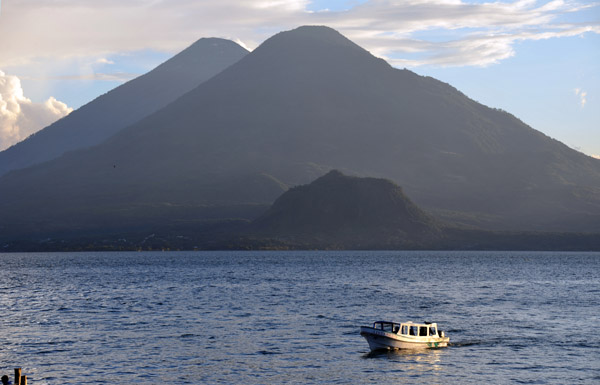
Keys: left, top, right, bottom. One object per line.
{"left": 574, "top": 88, "right": 587, "bottom": 108}
{"left": 0, "top": 70, "right": 73, "bottom": 151}
{"left": 592, "top": 154, "right": 600, "bottom": 159}
{"left": 0, "top": 0, "right": 597, "bottom": 70}
{"left": 96, "top": 58, "right": 115, "bottom": 65}
{"left": 52, "top": 72, "right": 139, "bottom": 82}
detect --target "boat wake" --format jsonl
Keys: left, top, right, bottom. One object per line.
{"left": 449, "top": 340, "right": 486, "bottom": 348}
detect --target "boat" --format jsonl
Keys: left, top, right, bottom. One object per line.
{"left": 360, "top": 320, "right": 449, "bottom": 351}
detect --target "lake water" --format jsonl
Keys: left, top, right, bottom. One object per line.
{"left": 1, "top": 251, "right": 599, "bottom": 384}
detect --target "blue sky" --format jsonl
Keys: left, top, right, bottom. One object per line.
{"left": 0, "top": 0, "right": 598, "bottom": 157}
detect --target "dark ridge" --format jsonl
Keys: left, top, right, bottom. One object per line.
{"left": 250, "top": 171, "right": 443, "bottom": 248}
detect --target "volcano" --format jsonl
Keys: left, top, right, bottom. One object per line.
{"left": 1, "top": 26, "right": 599, "bottom": 241}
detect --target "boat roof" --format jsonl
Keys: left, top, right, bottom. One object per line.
{"left": 373, "top": 320, "right": 438, "bottom": 327}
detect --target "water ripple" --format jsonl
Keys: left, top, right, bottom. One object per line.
{"left": 0, "top": 250, "right": 599, "bottom": 384}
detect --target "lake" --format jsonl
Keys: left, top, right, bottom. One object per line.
{"left": 1, "top": 251, "right": 599, "bottom": 384}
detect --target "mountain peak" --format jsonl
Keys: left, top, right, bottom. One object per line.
{"left": 186, "top": 37, "right": 246, "bottom": 52}
{"left": 207, "top": 25, "right": 390, "bottom": 100}
{"left": 154, "top": 37, "right": 248, "bottom": 73}
{"left": 282, "top": 25, "right": 350, "bottom": 41}
{"left": 254, "top": 25, "right": 369, "bottom": 56}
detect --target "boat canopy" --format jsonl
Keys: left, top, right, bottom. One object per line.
{"left": 372, "top": 321, "right": 439, "bottom": 337}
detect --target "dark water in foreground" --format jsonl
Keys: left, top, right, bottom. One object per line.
{"left": 1, "top": 251, "right": 599, "bottom": 384}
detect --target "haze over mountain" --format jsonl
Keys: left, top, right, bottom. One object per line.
{"left": 0, "top": 38, "right": 248, "bottom": 177}
{"left": 1, "top": 26, "right": 599, "bottom": 242}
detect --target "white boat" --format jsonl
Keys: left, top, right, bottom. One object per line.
{"left": 360, "top": 321, "right": 449, "bottom": 350}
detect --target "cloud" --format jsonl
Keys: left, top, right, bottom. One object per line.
{"left": 574, "top": 88, "right": 587, "bottom": 108}
{"left": 51, "top": 72, "right": 140, "bottom": 82}
{"left": 96, "top": 58, "right": 115, "bottom": 65}
{"left": 592, "top": 154, "right": 600, "bottom": 160}
{"left": 0, "top": 70, "right": 73, "bottom": 151}
{"left": 0, "top": 0, "right": 597, "bottom": 70}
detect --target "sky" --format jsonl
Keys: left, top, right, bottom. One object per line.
{"left": 0, "top": 0, "right": 598, "bottom": 157}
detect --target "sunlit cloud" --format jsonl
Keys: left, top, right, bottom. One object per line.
{"left": 384, "top": 24, "right": 600, "bottom": 67}
{"left": 574, "top": 88, "right": 588, "bottom": 108}
{"left": 0, "top": 0, "right": 597, "bottom": 71}
{"left": 0, "top": 70, "right": 72, "bottom": 151}
{"left": 96, "top": 58, "right": 115, "bottom": 65}
{"left": 592, "top": 154, "right": 600, "bottom": 159}
{"left": 51, "top": 73, "right": 140, "bottom": 82}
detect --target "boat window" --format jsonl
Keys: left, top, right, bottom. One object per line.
{"left": 382, "top": 323, "right": 393, "bottom": 332}
{"left": 410, "top": 326, "right": 418, "bottom": 336}
{"left": 429, "top": 326, "right": 437, "bottom": 337}
{"left": 401, "top": 325, "right": 408, "bottom": 335}
{"left": 419, "top": 326, "right": 428, "bottom": 336}
{"left": 376, "top": 323, "right": 389, "bottom": 332}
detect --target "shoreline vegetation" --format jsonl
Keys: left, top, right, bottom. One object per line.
{"left": 3, "top": 229, "right": 600, "bottom": 253}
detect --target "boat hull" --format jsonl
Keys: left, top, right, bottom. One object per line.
{"left": 360, "top": 326, "right": 449, "bottom": 351}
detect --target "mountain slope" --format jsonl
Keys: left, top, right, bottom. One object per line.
{"left": 1, "top": 26, "right": 599, "bottom": 239}
{"left": 0, "top": 38, "right": 248, "bottom": 176}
